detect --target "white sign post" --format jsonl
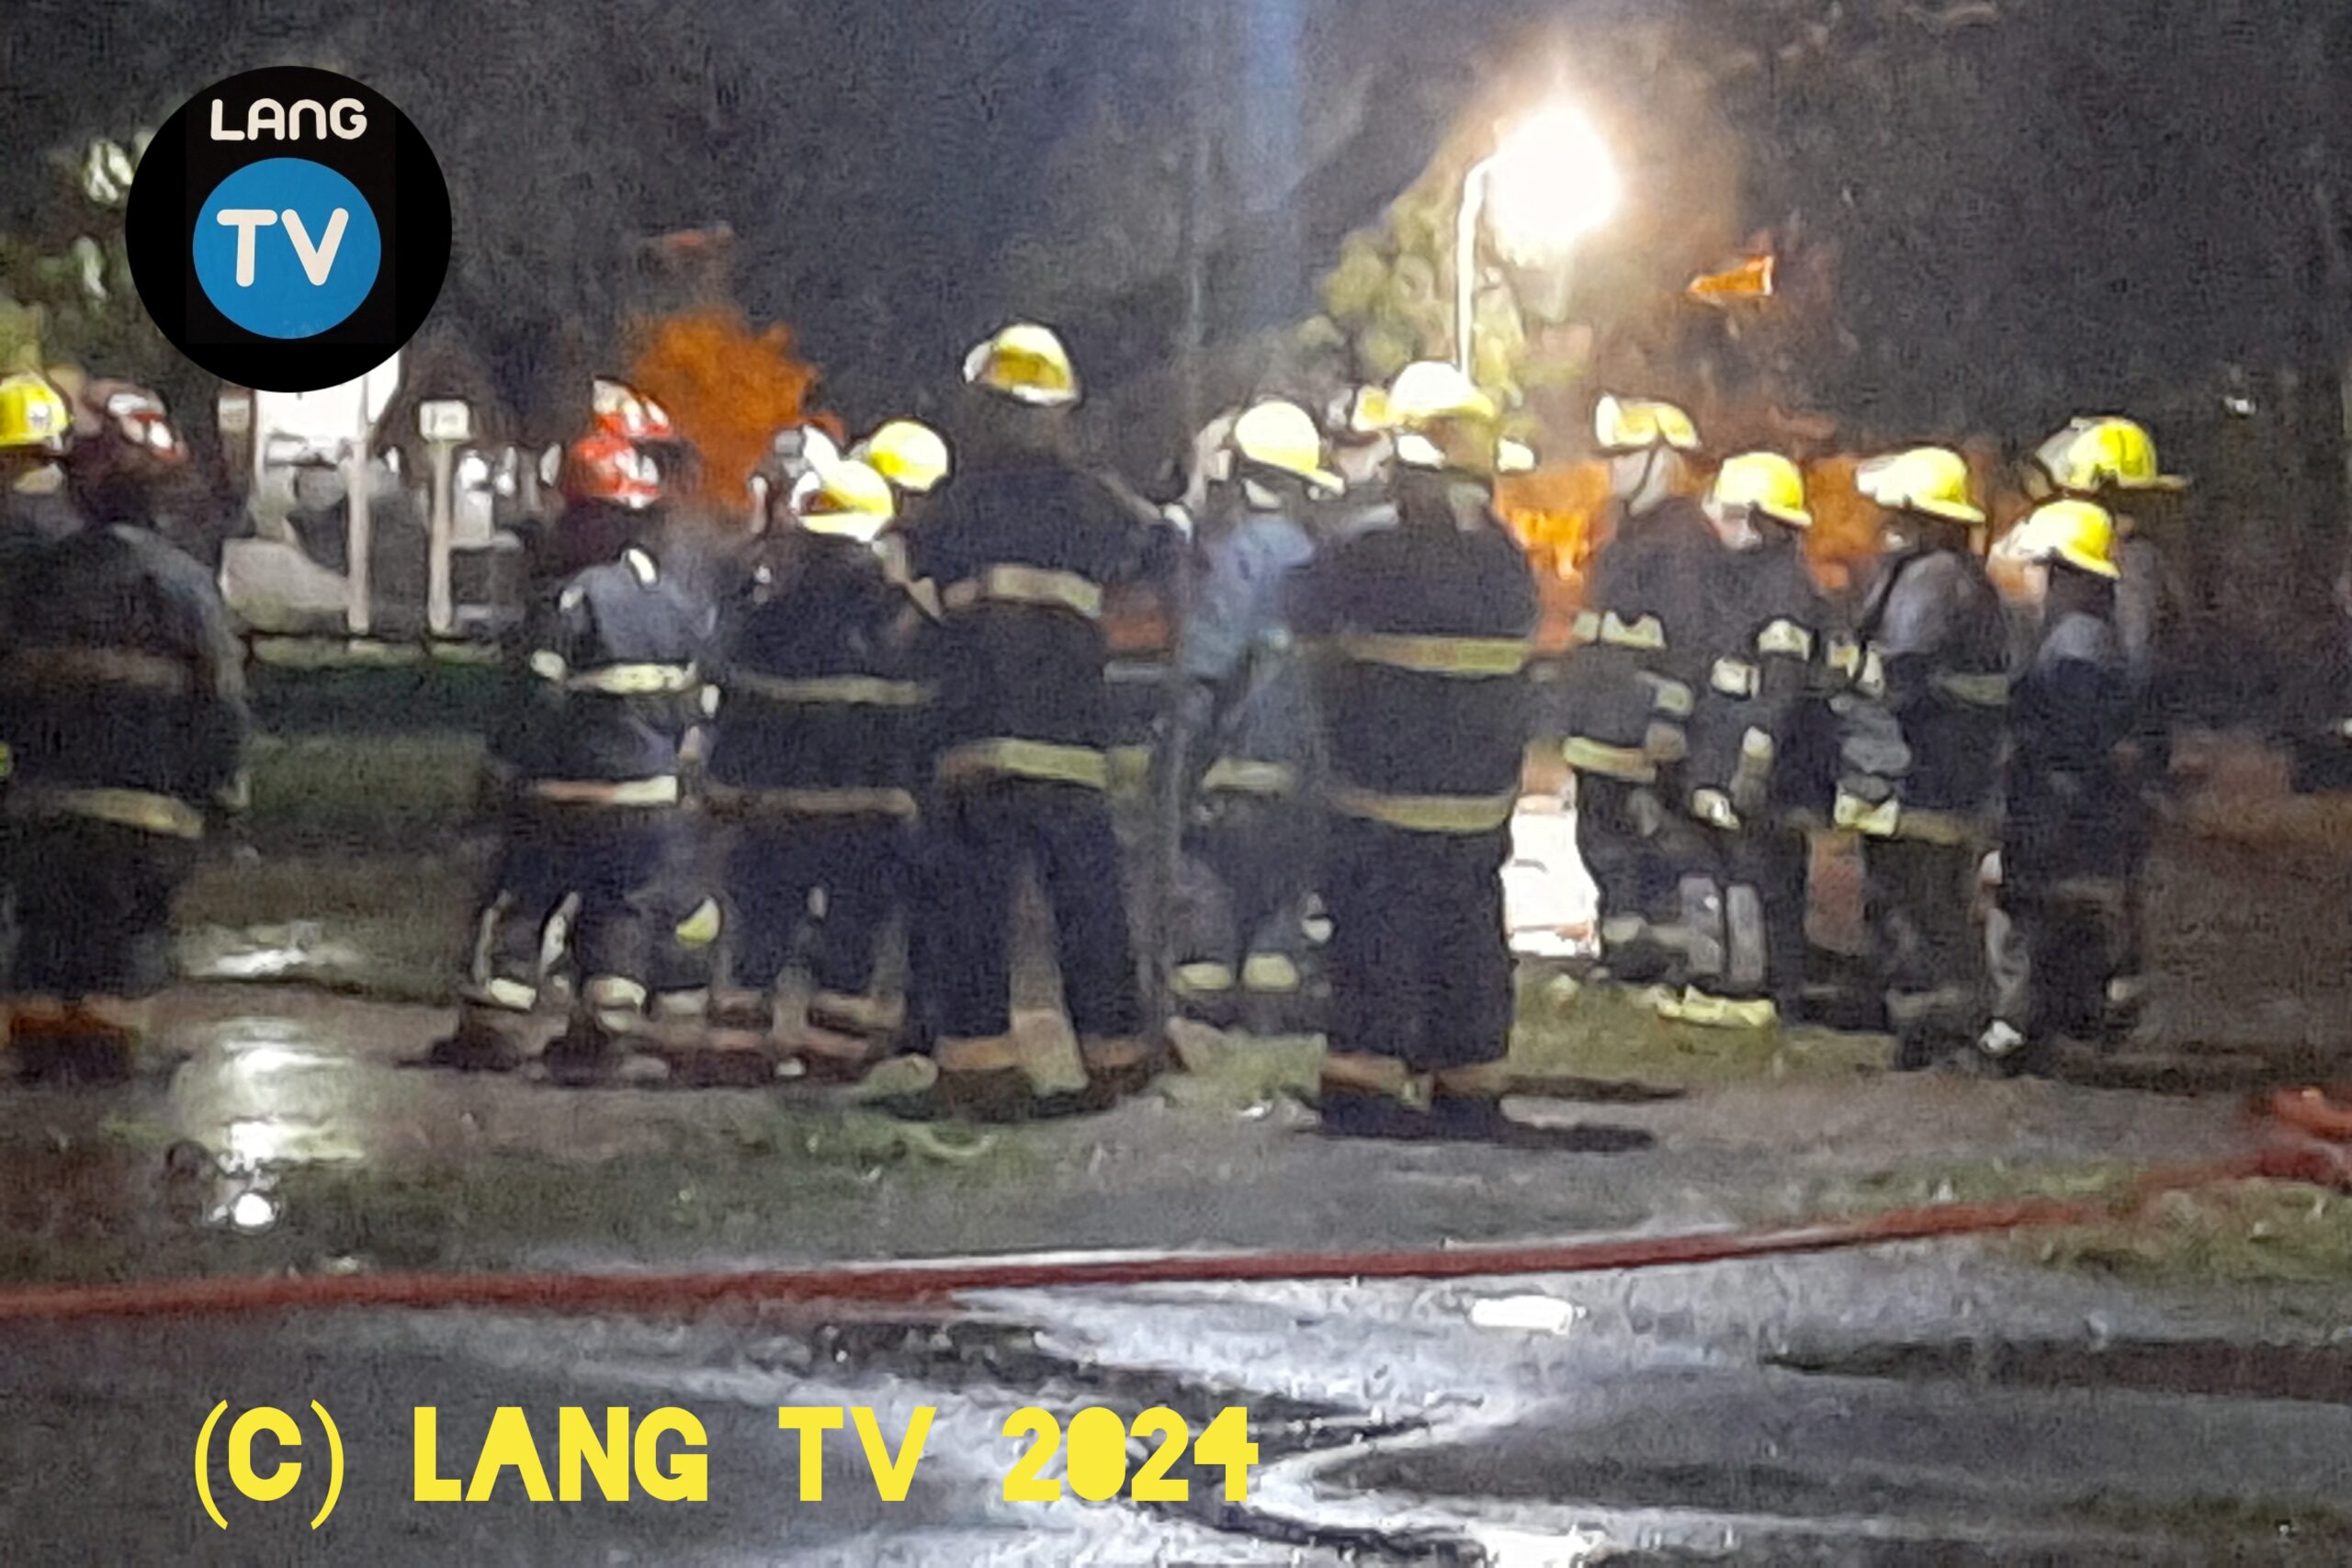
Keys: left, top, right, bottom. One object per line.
{"left": 418, "top": 398, "right": 473, "bottom": 637}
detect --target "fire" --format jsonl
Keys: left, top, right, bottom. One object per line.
{"left": 625, "top": 307, "right": 824, "bottom": 512}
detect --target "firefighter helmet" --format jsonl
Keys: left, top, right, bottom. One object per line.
{"left": 560, "top": 431, "right": 662, "bottom": 510}
{"left": 1711, "top": 451, "right": 1812, "bottom": 527}
{"left": 2030, "top": 416, "right": 2187, "bottom": 500}
{"left": 79, "top": 381, "right": 185, "bottom": 467}
{"left": 1857, "top": 446, "right": 1984, "bottom": 525}
{"left": 2011, "top": 499, "right": 2120, "bottom": 580}
{"left": 0, "top": 373, "right": 72, "bottom": 454}
{"left": 791, "top": 456, "right": 896, "bottom": 542}
{"left": 855, "top": 418, "right": 952, "bottom": 494}
{"left": 1594, "top": 394, "right": 1701, "bottom": 456}
{"left": 591, "top": 378, "right": 677, "bottom": 445}
{"left": 1386, "top": 362, "right": 1498, "bottom": 428}
{"left": 1228, "top": 399, "right": 1342, "bottom": 492}
{"left": 963, "top": 322, "right": 1080, "bottom": 407}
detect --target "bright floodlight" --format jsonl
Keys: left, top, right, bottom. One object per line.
{"left": 1480, "top": 107, "right": 1620, "bottom": 266}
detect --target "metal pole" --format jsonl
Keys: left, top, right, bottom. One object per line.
{"left": 345, "top": 422, "right": 372, "bottom": 638}
{"left": 1454, "top": 159, "right": 1491, "bottom": 378}
{"left": 426, "top": 439, "right": 456, "bottom": 637}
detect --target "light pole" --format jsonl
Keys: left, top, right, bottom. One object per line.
{"left": 1453, "top": 107, "right": 1620, "bottom": 378}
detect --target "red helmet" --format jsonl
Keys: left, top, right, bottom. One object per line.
{"left": 591, "top": 378, "right": 677, "bottom": 445}
{"left": 74, "top": 380, "right": 186, "bottom": 468}
{"left": 559, "top": 431, "right": 662, "bottom": 510}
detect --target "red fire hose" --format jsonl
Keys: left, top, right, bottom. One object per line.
{"left": 0, "top": 1143, "right": 2339, "bottom": 1325}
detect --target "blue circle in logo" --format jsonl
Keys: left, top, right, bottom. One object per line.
{"left": 192, "top": 158, "right": 382, "bottom": 339}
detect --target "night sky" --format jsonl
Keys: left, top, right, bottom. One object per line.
{"left": 3, "top": 0, "right": 2348, "bottom": 438}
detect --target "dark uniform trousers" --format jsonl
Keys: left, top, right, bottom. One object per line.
{"left": 1682, "top": 822, "right": 1810, "bottom": 1004}
{"left": 6, "top": 819, "right": 195, "bottom": 999}
{"left": 1176, "top": 788, "right": 1318, "bottom": 973}
{"left": 1575, "top": 773, "right": 1681, "bottom": 977}
{"left": 929, "top": 780, "right": 1141, "bottom": 1042}
{"left": 1323, "top": 818, "right": 1512, "bottom": 1072}
{"left": 470, "top": 805, "right": 700, "bottom": 1009}
{"left": 1988, "top": 875, "right": 2129, "bottom": 1046}
{"left": 725, "top": 817, "right": 907, "bottom": 998}
{"left": 1864, "top": 836, "right": 1986, "bottom": 1043}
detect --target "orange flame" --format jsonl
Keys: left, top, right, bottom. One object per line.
{"left": 626, "top": 307, "right": 824, "bottom": 513}
{"left": 1688, "top": 254, "right": 1776, "bottom": 306}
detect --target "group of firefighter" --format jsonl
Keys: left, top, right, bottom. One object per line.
{"left": 0, "top": 321, "right": 2183, "bottom": 1127}
{"left": 428, "top": 321, "right": 2188, "bottom": 1129}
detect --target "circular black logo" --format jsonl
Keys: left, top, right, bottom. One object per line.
{"left": 126, "top": 67, "right": 449, "bottom": 392}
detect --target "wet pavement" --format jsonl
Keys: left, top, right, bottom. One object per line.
{"left": 5, "top": 732, "right": 2352, "bottom": 1558}
{"left": 0, "top": 979, "right": 2344, "bottom": 1559}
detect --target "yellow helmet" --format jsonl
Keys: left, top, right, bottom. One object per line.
{"left": 792, "top": 456, "right": 897, "bottom": 541}
{"left": 1385, "top": 361, "right": 1498, "bottom": 428}
{"left": 1856, "top": 446, "right": 1984, "bottom": 525}
{"left": 2030, "top": 416, "right": 2187, "bottom": 499}
{"left": 1710, "top": 451, "right": 1813, "bottom": 527}
{"left": 2011, "top": 499, "right": 2121, "bottom": 580}
{"left": 962, "top": 321, "right": 1080, "bottom": 408}
{"left": 1594, "top": 394, "right": 1701, "bottom": 456}
{"left": 1343, "top": 384, "right": 1395, "bottom": 437}
{"left": 1228, "top": 399, "right": 1341, "bottom": 492}
{"left": 0, "top": 373, "right": 72, "bottom": 454}
{"left": 855, "top": 418, "right": 952, "bottom": 494}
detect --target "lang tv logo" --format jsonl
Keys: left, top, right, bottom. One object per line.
{"left": 128, "top": 67, "right": 448, "bottom": 391}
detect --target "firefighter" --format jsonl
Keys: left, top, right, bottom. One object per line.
{"left": 62, "top": 380, "right": 188, "bottom": 535}
{"left": 1666, "top": 452, "right": 1826, "bottom": 1027}
{"left": 902, "top": 322, "right": 1176, "bottom": 1115}
{"left": 1163, "top": 399, "right": 1335, "bottom": 1028}
{"left": 0, "top": 373, "right": 82, "bottom": 547}
{"left": 705, "top": 454, "right": 920, "bottom": 1078}
{"left": 2025, "top": 415, "right": 2188, "bottom": 1034}
{"left": 0, "top": 389, "right": 246, "bottom": 1079}
{"left": 435, "top": 431, "right": 715, "bottom": 1079}
{"left": 1835, "top": 446, "right": 2010, "bottom": 1068}
{"left": 1294, "top": 362, "right": 1537, "bottom": 1137}
{"left": 1979, "top": 501, "right": 2139, "bottom": 1071}
{"left": 1560, "top": 394, "right": 1712, "bottom": 987}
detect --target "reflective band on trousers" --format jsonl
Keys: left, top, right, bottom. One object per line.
{"left": 1200, "top": 757, "right": 1298, "bottom": 797}
{"left": 0, "top": 647, "right": 193, "bottom": 694}
{"left": 936, "top": 739, "right": 1110, "bottom": 790}
{"left": 707, "top": 783, "right": 920, "bottom": 818}
{"left": 1600, "top": 612, "right": 1667, "bottom": 651}
{"left": 525, "top": 775, "right": 683, "bottom": 807}
{"left": 724, "top": 671, "right": 927, "bottom": 708}
{"left": 1757, "top": 618, "right": 1816, "bottom": 660}
{"left": 537, "top": 659, "right": 701, "bottom": 696}
{"left": 1326, "top": 784, "right": 1517, "bottom": 834}
{"left": 8, "top": 784, "right": 205, "bottom": 839}
{"left": 1835, "top": 789, "right": 1986, "bottom": 847}
{"left": 1319, "top": 634, "right": 1532, "bottom": 678}
{"left": 943, "top": 565, "right": 1103, "bottom": 621}
{"left": 1562, "top": 736, "right": 1657, "bottom": 783}
{"left": 1936, "top": 671, "right": 2011, "bottom": 708}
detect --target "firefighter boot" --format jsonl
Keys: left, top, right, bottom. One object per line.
{"left": 1426, "top": 1062, "right": 1515, "bottom": 1142}
{"left": 430, "top": 991, "right": 534, "bottom": 1073}
{"left": 1313, "top": 1052, "right": 1426, "bottom": 1139}
{"left": 926, "top": 1035, "right": 1035, "bottom": 1122}
{"left": 1168, "top": 962, "right": 1240, "bottom": 1029}
{"left": 1078, "top": 1034, "right": 1168, "bottom": 1111}
{"left": 799, "top": 990, "right": 902, "bottom": 1085}
{"left": 15, "top": 996, "right": 141, "bottom": 1084}
{"left": 544, "top": 976, "right": 646, "bottom": 1086}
